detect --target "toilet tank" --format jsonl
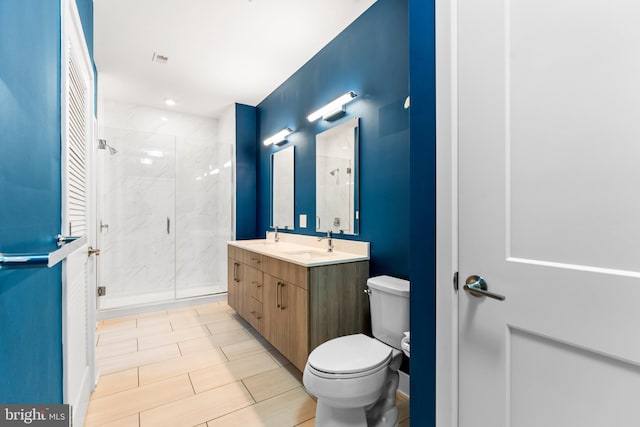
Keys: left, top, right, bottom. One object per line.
{"left": 367, "top": 275, "right": 410, "bottom": 350}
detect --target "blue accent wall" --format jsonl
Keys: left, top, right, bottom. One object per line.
{"left": 409, "top": 0, "right": 436, "bottom": 425}
{"left": 235, "top": 103, "right": 259, "bottom": 239}
{"left": 0, "top": 0, "right": 94, "bottom": 403}
{"left": 256, "top": 0, "right": 410, "bottom": 278}
{"left": 0, "top": 0, "right": 63, "bottom": 403}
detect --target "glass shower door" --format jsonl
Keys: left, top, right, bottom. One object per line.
{"left": 97, "top": 128, "right": 176, "bottom": 310}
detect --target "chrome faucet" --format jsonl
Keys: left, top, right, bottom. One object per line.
{"left": 272, "top": 226, "right": 279, "bottom": 242}
{"left": 318, "top": 230, "right": 333, "bottom": 252}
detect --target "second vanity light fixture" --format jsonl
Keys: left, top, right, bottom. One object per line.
{"left": 264, "top": 127, "right": 293, "bottom": 146}
{"left": 307, "top": 91, "right": 358, "bottom": 122}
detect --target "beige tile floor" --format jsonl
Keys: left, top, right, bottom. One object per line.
{"left": 85, "top": 301, "right": 410, "bottom": 427}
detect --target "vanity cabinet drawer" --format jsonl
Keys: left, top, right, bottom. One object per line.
{"left": 228, "top": 245, "right": 241, "bottom": 261}
{"left": 247, "top": 266, "right": 263, "bottom": 302}
{"left": 263, "top": 256, "right": 308, "bottom": 290}
{"left": 243, "top": 250, "right": 263, "bottom": 269}
{"left": 247, "top": 297, "right": 263, "bottom": 333}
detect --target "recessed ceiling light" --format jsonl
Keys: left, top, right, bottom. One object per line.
{"left": 161, "top": 117, "right": 168, "bottom": 121}
{"left": 164, "top": 99, "right": 176, "bottom": 106}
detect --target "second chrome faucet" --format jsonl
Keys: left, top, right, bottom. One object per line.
{"left": 318, "top": 230, "right": 334, "bottom": 252}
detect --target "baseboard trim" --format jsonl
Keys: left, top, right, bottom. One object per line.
{"left": 398, "top": 370, "right": 410, "bottom": 397}
{"left": 96, "top": 293, "right": 227, "bottom": 321}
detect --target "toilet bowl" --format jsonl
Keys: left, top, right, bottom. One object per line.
{"left": 303, "top": 334, "right": 402, "bottom": 427}
{"left": 303, "top": 276, "right": 410, "bottom": 427}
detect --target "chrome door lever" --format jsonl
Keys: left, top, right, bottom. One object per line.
{"left": 88, "top": 246, "right": 101, "bottom": 256}
{"left": 464, "top": 275, "right": 505, "bottom": 301}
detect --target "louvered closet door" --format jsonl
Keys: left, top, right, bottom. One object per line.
{"left": 61, "top": 1, "right": 96, "bottom": 426}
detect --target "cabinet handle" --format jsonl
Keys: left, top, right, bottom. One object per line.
{"left": 280, "top": 282, "right": 286, "bottom": 311}
{"left": 276, "top": 282, "right": 281, "bottom": 308}
{"left": 233, "top": 262, "right": 240, "bottom": 282}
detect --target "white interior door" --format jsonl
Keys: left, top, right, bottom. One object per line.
{"left": 458, "top": 0, "right": 640, "bottom": 425}
{"left": 61, "top": 0, "right": 96, "bottom": 425}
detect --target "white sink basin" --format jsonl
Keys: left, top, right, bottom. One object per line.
{"left": 245, "top": 241, "right": 279, "bottom": 247}
{"left": 283, "top": 250, "right": 332, "bottom": 259}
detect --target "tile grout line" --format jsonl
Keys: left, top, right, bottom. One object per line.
{"left": 202, "top": 381, "right": 258, "bottom": 425}
{"left": 187, "top": 372, "right": 197, "bottom": 395}
{"left": 239, "top": 379, "right": 258, "bottom": 403}
{"left": 295, "top": 415, "right": 315, "bottom": 427}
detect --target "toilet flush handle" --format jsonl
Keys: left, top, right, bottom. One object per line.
{"left": 363, "top": 288, "right": 371, "bottom": 295}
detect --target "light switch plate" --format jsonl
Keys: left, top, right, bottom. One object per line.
{"left": 300, "top": 214, "right": 307, "bottom": 228}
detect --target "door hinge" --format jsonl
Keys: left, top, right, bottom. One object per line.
{"left": 97, "top": 286, "right": 106, "bottom": 296}
{"left": 453, "top": 272, "right": 459, "bottom": 292}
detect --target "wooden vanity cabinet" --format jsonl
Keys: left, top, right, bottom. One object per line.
{"left": 228, "top": 244, "right": 369, "bottom": 372}
{"left": 227, "top": 246, "right": 242, "bottom": 315}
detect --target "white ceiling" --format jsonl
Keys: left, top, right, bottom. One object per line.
{"left": 94, "top": 0, "right": 377, "bottom": 118}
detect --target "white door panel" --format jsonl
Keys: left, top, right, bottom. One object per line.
{"left": 458, "top": 0, "right": 640, "bottom": 425}
{"left": 61, "top": 0, "right": 96, "bottom": 425}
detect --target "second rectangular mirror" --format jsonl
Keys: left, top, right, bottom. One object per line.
{"left": 271, "top": 145, "right": 295, "bottom": 230}
{"left": 316, "top": 117, "right": 359, "bottom": 235}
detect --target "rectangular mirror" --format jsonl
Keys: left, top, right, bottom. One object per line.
{"left": 316, "top": 117, "right": 359, "bottom": 235}
{"left": 271, "top": 145, "right": 295, "bottom": 229}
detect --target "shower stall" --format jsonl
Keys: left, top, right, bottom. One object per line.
{"left": 96, "top": 103, "right": 233, "bottom": 311}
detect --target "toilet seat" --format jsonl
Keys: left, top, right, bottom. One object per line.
{"left": 307, "top": 334, "right": 392, "bottom": 379}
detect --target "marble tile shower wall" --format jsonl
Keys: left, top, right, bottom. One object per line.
{"left": 98, "top": 100, "right": 233, "bottom": 308}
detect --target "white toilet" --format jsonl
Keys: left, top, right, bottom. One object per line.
{"left": 303, "top": 275, "right": 410, "bottom": 427}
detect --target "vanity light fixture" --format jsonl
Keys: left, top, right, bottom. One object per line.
{"left": 307, "top": 91, "right": 357, "bottom": 122}
{"left": 263, "top": 127, "right": 293, "bottom": 146}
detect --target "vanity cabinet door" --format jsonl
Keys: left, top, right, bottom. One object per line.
{"left": 263, "top": 273, "right": 308, "bottom": 371}
{"left": 227, "top": 257, "right": 243, "bottom": 314}
{"left": 263, "top": 273, "right": 289, "bottom": 356}
{"left": 287, "top": 284, "right": 308, "bottom": 371}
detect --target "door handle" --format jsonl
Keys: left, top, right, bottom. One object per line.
{"left": 88, "top": 246, "right": 100, "bottom": 256}
{"left": 464, "top": 275, "right": 505, "bottom": 301}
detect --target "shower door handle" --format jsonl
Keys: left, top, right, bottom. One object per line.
{"left": 166, "top": 217, "right": 170, "bottom": 235}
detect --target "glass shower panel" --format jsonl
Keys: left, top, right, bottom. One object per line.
{"left": 175, "top": 136, "right": 232, "bottom": 299}
{"left": 97, "top": 128, "right": 176, "bottom": 309}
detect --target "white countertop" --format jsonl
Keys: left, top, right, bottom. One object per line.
{"left": 228, "top": 232, "right": 370, "bottom": 267}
